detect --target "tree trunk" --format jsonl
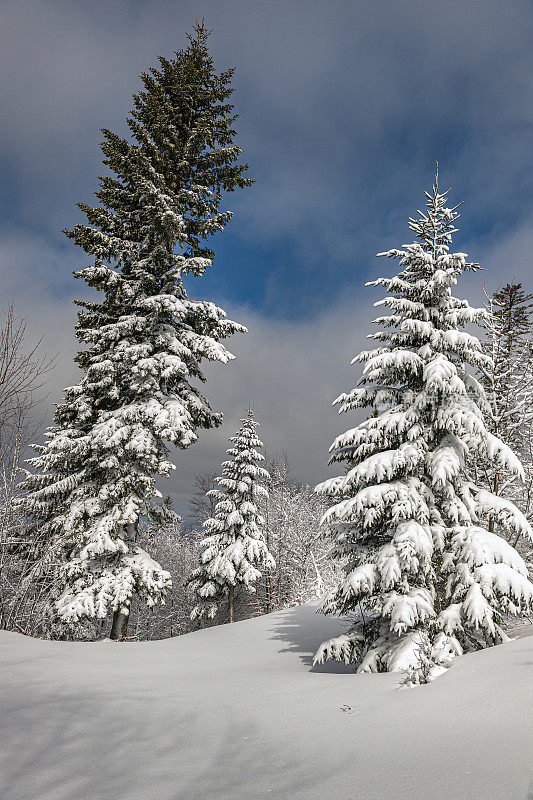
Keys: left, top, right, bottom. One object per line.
{"left": 110, "top": 609, "right": 129, "bottom": 640}
{"left": 488, "top": 473, "right": 499, "bottom": 533}
{"left": 228, "top": 585, "right": 234, "bottom": 623}
{"left": 110, "top": 521, "right": 137, "bottom": 640}
{"left": 265, "top": 571, "right": 273, "bottom": 612}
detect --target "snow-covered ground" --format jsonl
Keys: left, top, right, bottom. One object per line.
{"left": 1, "top": 604, "right": 532, "bottom": 800}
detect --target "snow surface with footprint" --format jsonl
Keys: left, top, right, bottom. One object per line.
{"left": 1, "top": 603, "right": 532, "bottom": 800}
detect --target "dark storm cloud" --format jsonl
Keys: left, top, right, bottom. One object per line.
{"left": 3, "top": 1, "right": 533, "bottom": 241}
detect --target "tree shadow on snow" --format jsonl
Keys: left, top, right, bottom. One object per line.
{"left": 1, "top": 688, "right": 341, "bottom": 800}
{"left": 268, "top": 604, "right": 356, "bottom": 674}
{"left": 1, "top": 690, "right": 199, "bottom": 800}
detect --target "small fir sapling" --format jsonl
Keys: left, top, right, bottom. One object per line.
{"left": 189, "top": 409, "right": 274, "bottom": 623}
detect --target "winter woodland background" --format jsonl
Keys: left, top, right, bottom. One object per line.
{"left": 2, "top": 192, "right": 533, "bottom": 646}
{"left": 0, "top": 6, "right": 533, "bottom": 666}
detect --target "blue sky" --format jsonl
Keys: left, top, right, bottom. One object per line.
{"left": 2, "top": 0, "right": 533, "bottom": 515}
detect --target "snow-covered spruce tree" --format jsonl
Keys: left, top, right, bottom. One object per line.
{"left": 21, "top": 24, "right": 251, "bottom": 640}
{"left": 314, "top": 169, "right": 533, "bottom": 674}
{"left": 477, "top": 283, "right": 533, "bottom": 544}
{"left": 189, "top": 409, "right": 274, "bottom": 623}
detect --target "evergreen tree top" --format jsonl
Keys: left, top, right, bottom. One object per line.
{"left": 491, "top": 282, "right": 533, "bottom": 343}
{"left": 227, "top": 407, "right": 263, "bottom": 444}
{"left": 65, "top": 20, "right": 252, "bottom": 267}
{"left": 407, "top": 164, "right": 463, "bottom": 257}
{"left": 373, "top": 166, "right": 480, "bottom": 302}
{"left": 217, "top": 409, "right": 269, "bottom": 485}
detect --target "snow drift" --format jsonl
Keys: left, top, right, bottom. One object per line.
{"left": 0, "top": 604, "right": 532, "bottom": 800}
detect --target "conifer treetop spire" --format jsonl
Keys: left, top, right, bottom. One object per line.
{"left": 407, "top": 163, "right": 464, "bottom": 258}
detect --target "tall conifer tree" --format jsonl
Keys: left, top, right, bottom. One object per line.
{"left": 22, "top": 24, "right": 251, "bottom": 638}
{"left": 315, "top": 170, "right": 533, "bottom": 673}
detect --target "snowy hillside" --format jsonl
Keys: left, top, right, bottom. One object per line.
{"left": 1, "top": 604, "right": 532, "bottom": 800}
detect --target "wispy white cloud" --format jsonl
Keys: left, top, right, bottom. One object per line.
{"left": 2, "top": 213, "right": 532, "bottom": 516}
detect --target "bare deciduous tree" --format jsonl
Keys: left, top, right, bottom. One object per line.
{"left": 0, "top": 303, "right": 56, "bottom": 462}
{"left": 187, "top": 472, "right": 218, "bottom": 528}
{"left": 252, "top": 455, "right": 342, "bottom": 615}
{"left": 127, "top": 521, "right": 201, "bottom": 640}
{"left": 0, "top": 304, "right": 56, "bottom": 634}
